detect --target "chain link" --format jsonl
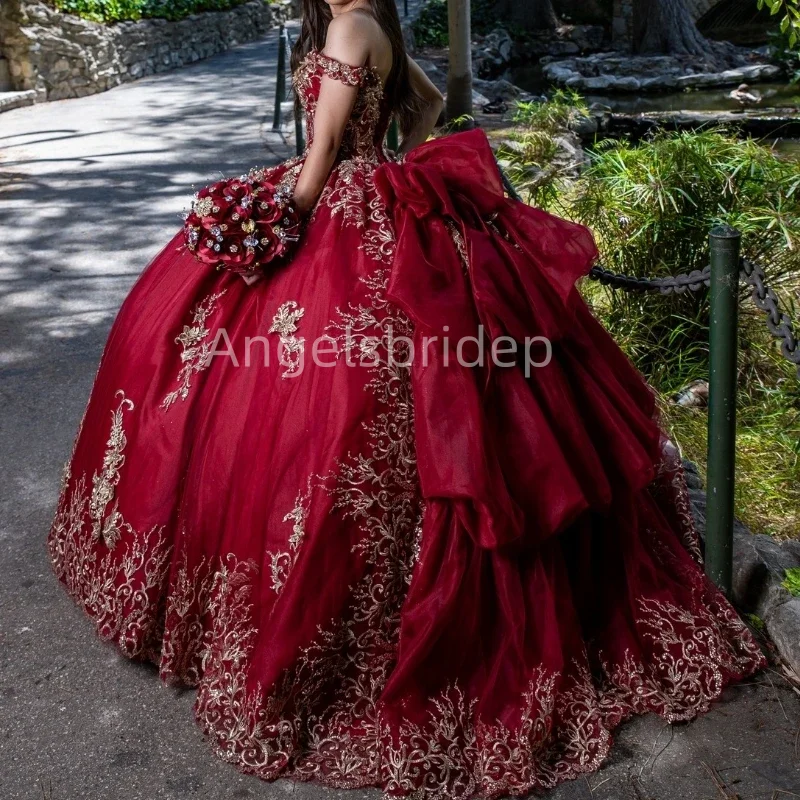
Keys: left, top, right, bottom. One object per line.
{"left": 498, "top": 162, "right": 797, "bottom": 375}
{"left": 740, "top": 259, "right": 800, "bottom": 377}
{"left": 586, "top": 259, "right": 799, "bottom": 377}
{"left": 588, "top": 264, "right": 711, "bottom": 294}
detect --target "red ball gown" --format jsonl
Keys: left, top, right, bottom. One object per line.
{"left": 50, "top": 50, "right": 764, "bottom": 798}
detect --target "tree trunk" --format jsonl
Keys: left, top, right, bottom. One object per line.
{"left": 446, "top": 0, "right": 474, "bottom": 125}
{"left": 493, "top": 0, "right": 559, "bottom": 30}
{"left": 633, "top": 0, "right": 710, "bottom": 55}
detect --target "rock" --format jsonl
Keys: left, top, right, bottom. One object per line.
{"left": 443, "top": 89, "right": 491, "bottom": 108}
{"left": 543, "top": 64, "right": 581, "bottom": 84}
{"left": 682, "top": 459, "right": 704, "bottom": 491}
{"left": 544, "top": 51, "right": 784, "bottom": 94}
{"left": 473, "top": 27, "right": 514, "bottom": 77}
{"left": 567, "top": 114, "right": 598, "bottom": 136}
{"left": 414, "top": 58, "right": 444, "bottom": 80}
{"left": 613, "top": 76, "right": 641, "bottom": 91}
{"left": 473, "top": 77, "right": 534, "bottom": 102}
{"left": 565, "top": 24, "right": 605, "bottom": 52}
{"left": 639, "top": 75, "right": 679, "bottom": 91}
{"left": 582, "top": 75, "right": 614, "bottom": 91}
{"left": 765, "top": 598, "right": 800, "bottom": 679}
{"left": 0, "top": 0, "right": 286, "bottom": 101}
{"left": 686, "top": 462, "right": 800, "bottom": 676}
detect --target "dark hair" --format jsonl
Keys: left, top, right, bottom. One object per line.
{"left": 291, "top": 0, "right": 424, "bottom": 138}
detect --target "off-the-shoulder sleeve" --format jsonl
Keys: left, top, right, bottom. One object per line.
{"left": 311, "top": 50, "right": 371, "bottom": 87}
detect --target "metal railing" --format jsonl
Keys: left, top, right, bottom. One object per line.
{"left": 272, "top": 24, "right": 305, "bottom": 156}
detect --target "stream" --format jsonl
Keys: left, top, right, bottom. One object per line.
{"left": 509, "top": 66, "right": 800, "bottom": 158}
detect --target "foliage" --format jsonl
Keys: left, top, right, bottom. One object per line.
{"left": 411, "top": 0, "right": 449, "bottom": 48}
{"left": 568, "top": 129, "right": 800, "bottom": 385}
{"left": 513, "top": 90, "right": 589, "bottom": 134}
{"left": 502, "top": 94, "right": 800, "bottom": 536}
{"left": 571, "top": 129, "right": 800, "bottom": 537}
{"left": 783, "top": 568, "right": 800, "bottom": 596}
{"left": 759, "top": 0, "right": 800, "bottom": 48}
{"left": 496, "top": 90, "right": 589, "bottom": 209}
{"left": 746, "top": 613, "right": 766, "bottom": 632}
{"left": 411, "top": 0, "right": 499, "bottom": 48}
{"left": 51, "top": 0, "right": 256, "bottom": 23}
{"left": 768, "top": 30, "right": 800, "bottom": 83}
{"left": 661, "top": 384, "right": 800, "bottom": 539}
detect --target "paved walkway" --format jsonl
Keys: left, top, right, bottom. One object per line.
{"left": 1, "top": 23, "right": 799, "bottom": 800}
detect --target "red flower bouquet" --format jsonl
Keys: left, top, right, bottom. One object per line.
{"left": 183, "top": 169, "right": 302, "bottom": 278}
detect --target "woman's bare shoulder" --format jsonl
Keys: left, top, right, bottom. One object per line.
{"left": 325, "top": 10, "right": 390, "bottom": 71}
{"left": 325, "top": 11, "right": 382, "bottom": 58}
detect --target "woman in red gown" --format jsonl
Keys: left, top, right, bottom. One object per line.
{"left": 49, "top": 0, "right": 765, "bottom": 796}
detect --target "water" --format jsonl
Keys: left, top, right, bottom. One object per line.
{"left": 508, "top": 66, "right": 800, "bottom": 158}
{"left": 581, "top": 82, "right": 800, "bottom": 115}
{"left": 774, "top": 138, "right": 800, "bottom": 159}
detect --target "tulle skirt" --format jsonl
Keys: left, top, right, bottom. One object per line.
{"left": 50, "top": 130, "right": 764, "bottom": 798}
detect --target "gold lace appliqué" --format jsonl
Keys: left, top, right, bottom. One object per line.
{"left": 89, "top": 390, "right": 134, "bottom": 549}
{"left": 267, "top": 479, "right": 314, "bottom": 594}
{"left": 162, "top": 290, "right": 227, "bottom": 410}
{"left": 318, "top": 159, "right": 397, "bottom": 265}
{"left": 50, "top": 471, "right": 170, "bottom": 659}
{"left": 269, "top": 300, "right": 305, "bottom": 379}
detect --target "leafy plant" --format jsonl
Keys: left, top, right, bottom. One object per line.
{"left": 759, "top": 0, "right": 800, "bottom": 48}
{"left": 51, "top": 0, "right": 256, "bottom": 23}
{"left": 503, "top": 98, "right": 800, "bottom": 536}
{"left": 783, "top": 568, "right": 800, "bottom": 596}
{"left": 746, "top": 613, "right": 766, "bottom": 632}
{"left": 411, "top": 0, "right": 449, "bottom": 48}
{"left": 497, "top": 91, "right": 589, "bottom": 209}
{"left": 768, "top": 29, "right": 800, "bottom": 83}
{"left": 513, "top": 89, "right": 589, "bottom": 134}
{"left": 566, "top": 129, "right": 800, "bottom": 384}
{"left": 411, "top": 0, "right": 506, "bottom": 48}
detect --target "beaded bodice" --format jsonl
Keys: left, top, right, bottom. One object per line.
{"left": 293, "top": 50, "right": 390, "bottom": 162}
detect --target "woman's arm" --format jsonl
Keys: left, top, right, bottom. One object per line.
{"left": 398, "top": 57, "right": 444, "bottom": 156}
{"left": 291, "top": 14, "right": 372, "bottom": 215}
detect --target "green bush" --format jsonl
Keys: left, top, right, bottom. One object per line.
{"left": 569, "top": 130, "right": 800, "bottom": 386}
{"left": 497, "top": 91, "right": 590, "bottom": 210}
{"left": 411, "top": 0, "right": 448, "bottom": 48}
{"left": 52, "top": 0, "right": 256, "bottom": 23}
{"left": 411, "top": 0, "right": 498, "bottom": 48}
{"left": 503, "top": 98, "right": 800, "bottom": 537}
{"left": 769, "top": 30, "right": 800, "bottom": 83}
{"left": 569, "top": 129, "right": 800, "bottom": 538}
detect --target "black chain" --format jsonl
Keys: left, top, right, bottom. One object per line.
{"left": 498, "top": 164, "right": 798, "bottom": 375}
{"left": 586, "top": 259, "right": 799, "bottom": 377}
{"left": 740, "top": 259, "right": 800, "bottom": 377}
{"left": 588, "top": 264, "right": 711, "bottom": 294}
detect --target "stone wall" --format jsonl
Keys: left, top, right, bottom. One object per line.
{"left": 0, "top": 0, "right": 290, "bottom": 102}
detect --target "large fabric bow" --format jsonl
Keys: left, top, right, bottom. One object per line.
{"left": 374, "top": 130, "right": 605, "bottom": 550}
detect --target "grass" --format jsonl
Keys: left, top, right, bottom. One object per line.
{"left": 783, "top": 568, "right": 800, "bottom": 595}
{"left": 504, "top": 97, "right": 800, "bottom": 538}
{"left": 664, "top": 399, "right": 800, "bottom": 540}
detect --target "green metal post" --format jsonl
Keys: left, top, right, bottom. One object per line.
{"left": 705, "top": 225, "right": 741, "bottom": 597}
{"left": 284, "top": 29, "right": 305, "bottom": 156}
{"left": 272, "top": 24, "right": 286, "bottom": 132}
{"left": 386, "top": 118, "right": 400, "bottom": 154}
